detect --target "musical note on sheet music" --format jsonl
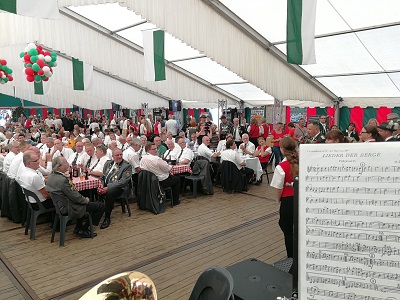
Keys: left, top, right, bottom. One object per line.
{"left": 299, "top": 143, "right": 400, "bottom": 300}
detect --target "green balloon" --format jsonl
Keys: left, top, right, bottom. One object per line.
{"left": 34, "top": 75, "right": 42, "bottom": 81}
{"left": 30, "top": 55, "right": 38, "bottom": 63}
{"left": 51, "top": 56, "right": 57, "bottom": 62}
{"left": 50, "top": 51, "right": 57, "bottom": 57}
{"left": 47, "top": 61, "right": 54, "bottom": 67}
{"left": 4, "top": 77, "right": 8, "bottom": 83}
{"left": 41, "top": 75, "right": 47, "bottom": 79}
{"left": 28, "top": 48, "right": 38, "bottom": 56}
{"left": 26, "top": 63, "right": 32, "bottom": 68}
{"left": 32, "top": 63, "right": 40, "bottom": 72}
{"left": 19, "top": 52, "right": 25, "bottom": 58}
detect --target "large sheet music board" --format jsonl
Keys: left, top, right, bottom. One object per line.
{"left": 299, "top": 143, "right": 400, "bottom": 299}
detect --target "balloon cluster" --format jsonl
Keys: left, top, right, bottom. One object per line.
{"left": 0, "top": 59, "right": 13, "bottom": 84}
{"left": 20, "top": 43, "right": 57, "bottom": 83}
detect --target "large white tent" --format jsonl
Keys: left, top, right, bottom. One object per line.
{"left": 1, "top": 0, "right": 400, "bottom": 109}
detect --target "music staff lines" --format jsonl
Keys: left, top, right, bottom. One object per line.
{"left": 305, "top": 207, "right": 400, "bottom": 218}
{"left": 306, "top": 251, "right": 400, "bottom": 268}
{"left": 307, "top": 164, "right": 400, "bottom": 175}
{"left": 306, "top": 240, "right": 400, "bottom": 257}
{"left": 305, "top": 197, "right": 400, "bottom": 206}
{"left": 306, "top": 227, "right": 400, "bottom": 243}
{"left": 306, "top": 263, "right": 400, "bottom": 281}
{"left": 306, "top": 217, "right": 400, "bottom": 231}
{"left": 307, "top": 286, "right": 391, "bottom": 300}
{"left": 306, "top": 174, "right": 400, "bottom": 183}
{"left": 305, "top": 185, "right": 400, "bottom": 195}
{"left": 306, "top": 273, "right": 400, "bottom": 294}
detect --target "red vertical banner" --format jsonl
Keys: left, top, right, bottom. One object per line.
{"left": 110, "top": 110, "right": 114, "bottom": 120}
{"left": 285, "top": 107, "right": 291, "bottom": 124}
{"left": 65, "top": 108, "right": 71, "bottom": 115}
{"left": 327, "top": 106, "right": 335, "bottom": 127}
{"left": 83, "top": 109, "right": 88, "bottom": 117}
{"left": 306, "top": 107, "right": 317, "bottom": 121}
{"left": 53, "top": 108, "right": 60, "bottom": 116}
{"left": 349, "top": 106, "right": 364, "bottom": 133}
{"left": 376, "top": 107, "right": 392, "bottom": 124}
{"left": 30, "top": 108, "right": 35, "bottom": 116}
{"left": 42, "top": 109, "right": 48, "bottom": 119}
{"left": 199, "top": 108, "right": 204, "bottom": 116}
{"left": 188, "top": 108, "right": 194, "bottom": 117}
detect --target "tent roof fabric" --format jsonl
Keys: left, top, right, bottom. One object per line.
{"left": 1, "top": 0, "right": 400, "bottom": 108}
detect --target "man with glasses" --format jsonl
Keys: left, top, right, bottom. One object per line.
{"left": 318, "top": 115, "right": 328, "bottom": 137}
{"left": 140, "top": 142, "right": 181, "bottom": 205}
{"left": 153, "top": 136, "right": 167, "bottom": 157}
{"left": 67, "top": 142, "right": 86, "bottom": 166}
{"left": 19, "top": 152, "right": 53, "bottom": 210}
{"left": 2, "top": 141, "right": 19, "bottom": 172}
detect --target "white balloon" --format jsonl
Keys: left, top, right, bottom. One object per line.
{"left": 21, "top": 57, "right": 25, "bottom": 62}
{"left": 38, "top": 54, "right": 45, "bottom": 60}
{"left": 0, "top": 81, "right": 5, "bottom": 84}
{"left": 1, "top": 74, "right": 5, "bottom": 79}
{"left": 42, "top": 66, "right": 50, "bottom": 73}
{"left": 47, "top": 72, "right": 53, "bottom": 77}
{"left": 53, "top": 61, "right": 58, "bottom": 67}
{"left": 44, "top": 56, "right": 52, "bottom": 62}
{"left": 25, "top": 47, "right": 29, "bottom": 52}
{"left": 27, "top": 43, "right": 36, "bottom": 50}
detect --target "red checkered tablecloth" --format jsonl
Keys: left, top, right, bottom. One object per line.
{"left": 72, "top": 176, "right": 104, "bottom": 193}
{"left": 170, "top": 165, "right": 192, "bottom": 175}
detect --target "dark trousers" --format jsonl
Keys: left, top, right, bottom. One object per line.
{"left": 104, "top": 186, "right": 125, "bottom": 217}
{"left": 160, "top": 175, "right": 180, "bottom": 203}
{"left": 31, "top": 198, "right": 54, "bottom": 211}
{"left": 241, "top": 167, "right": 254, "bottom": 182}
{"left": 278, "top": 196, "right": 294, "bottom": 258}
{"left": 76, "top": 202, "right": 105, "bottom": 230}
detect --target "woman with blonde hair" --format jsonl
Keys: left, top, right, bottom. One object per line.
{"left": 270, "top": 137, "right": 299, "bottom": 258}
{"left": 367, "top": 118, "right": 379, "bottom": 127}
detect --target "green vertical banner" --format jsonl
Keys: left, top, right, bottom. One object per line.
{"left": 245, "top": 107, "right": 251, "bottom": 123}
{"left": 339, "top": 107, "right": 351, "bottom": 131}
{"left": 47, "top": 108, "right": 54, "bottom": 115}
{"left": 24, "top": 108, "right": 30, "bottom": 117}
{"left": 194, "top": 109, "right": 199, "bottom": 122}
{"left": 363, "top": 107, "right": 377, "bottom": 126}
{"left": 392, "top": 107, "right": 400, "bottom": 118}
{"left": 316, "top": 107, "right": 327, "bottom": 116}
{"left": 36, "top": 108, "right": 42, "bottom": 117}
{"left": 183, "top": 109, "right": 188, "bottom": 122}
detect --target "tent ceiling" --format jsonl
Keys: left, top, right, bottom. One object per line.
{"left": 2, "top": 0, "right": 400, "bottom": 109}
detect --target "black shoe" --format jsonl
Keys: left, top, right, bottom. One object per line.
{"left": 73, "top": 227, "right": 81, "bottom": 235}
{"left": 100, "top": 218, "right": 110, "bottom": 229}
{"left": 173, "top": 200, "right": 180, "bottom": 206}
{"left": 78, "top": 230, "right": 97, "bottom": 238}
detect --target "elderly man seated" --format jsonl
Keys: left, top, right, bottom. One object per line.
{"left": 221, "top": 140, "right": 254, "bottom": 183}
{"left": 122, "top": 138, "right": 141, "bottom": 187}
{"left": 46, "top": 157, "right": 105, "bottom": 238}
{"left": 162, "top": 139, "right": 181, "bottom": 164}
{"left": 19, "top": 151, "right": 54, "bottom": 210}
{"left": 238, "top": 134, "right": 255, "bottom": 156}
{"left": 99, "top": 148, "right": 132, "bottom": 229}
{"left": 176, "top": 137, "right": 194, "bottom": 166}
{"left": 140, "top": 142, "right": 181, "bottom": 205}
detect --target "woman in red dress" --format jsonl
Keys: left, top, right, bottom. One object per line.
{"left": 270, "top": 122, "right": 285, "bottom": 167}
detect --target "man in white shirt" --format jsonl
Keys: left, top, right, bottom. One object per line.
{"left": 197, "top": 136, "right": 220, "bottom": 161}
{"left": 52, "top": 139, "right": 74, "bottom": 161}
{"left": 67, "top": 142, "right": 86, "bottom": 166}
{"left": 165, "top": 115, "right": 178, "bottom": 137}
{"left": 238, "top": 134, "right": 255, "bottom": 156}
{"left": 140, "top": 142, "right": 181, "bottom": 205}
{"left": 176, "top": 137, "right": 194, "bottom": 166}
{"left": 8, "top": 141, "right": 31, "bottom": 179}
{"left": 19, "top": 151, "right": 53, "bottom": 210}
{"left": 119, "top": 135, "right": 129, "bottom": 151}
{"left": 163, "top": 139, "right": 181, "bottom": 162}
{"left": 2, "top": 141, "right": 19, "bottom": 172}
{"left": 53, "top": 115, "right": 63, "bottom": 132}
{"left": 36, "top": 134, "right": 48, "bottom": 152}
{"left": 40, "top": 137, "right": 55, "bottom": 159}
{"left": 216, "top": 134, "right": 233, "bottom": 153}
{"left": 0, "top": 131, "right": 13, "bottom": 147}
{"left": 107, "top": 141, "right": 118, "bottom": 159}
{"left": 221, "top": 140, "right": 254, "bottom": 182}
{"left": 81, "top": 144, "right": 98, "bottom": 170}
{"left": 110, "top": 116, "right": 117, "bottom": 130}
{"left": 0, "top": 126, "right": 6, "bottom": 142}
{"left": 89, "top": 145, "right": 110, "bottom": 177}
{"left": 44, "top": 115, "right": 54, "bottom": 128}
{"left": 123, "top": 138, "right": 141, "bottom": 187}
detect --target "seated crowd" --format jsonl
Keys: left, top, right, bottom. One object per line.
{"left": 0, "top": 111, "right": 399, "bottom": 240}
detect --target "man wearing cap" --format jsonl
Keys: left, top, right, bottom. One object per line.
{"left": 219, "top": 115, "right": 233, "bottom": 141}
{"left": 377, "top": 122, "right": 397, "bottom": 142}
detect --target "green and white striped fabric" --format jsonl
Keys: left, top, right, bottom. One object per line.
{"left": 143, "top": 29, "right": 166, "bottom": 81}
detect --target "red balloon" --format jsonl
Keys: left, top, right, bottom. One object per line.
{"left": 43, "top": 77, "right": 49, "bottom": 82}
{"left": 37, "top": 70, "right": 44, "bottom": 76}
{"left": 25, "top": 68, "right": 34, "bottom": 76}
{"left": 8, "top": 75, "right": 13, "bottom": 81}
{"left": 36, "top": 60, "right": 45, "bottom": 68}
{"left": 26, "top": 75, "right": 34, "bottom": 82}
{"left": 24, "top": 54, "right": 31, "bottom": 61}
{"left": 43, "top": 51, "right": 51, "bottom": 56}
{"left": 37, "top": 45, "right": 43, "bottom": 51}
{"left": 0, "top": 60, "right": 6, "bottom": 65}
{"left": 39, "top": 50, "right": 45, "bottom": 55}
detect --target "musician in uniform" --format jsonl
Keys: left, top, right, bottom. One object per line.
{"left": 305, "top": 121, "right": 325, "bottom": 144}
{"left": 46, "top": 157, "right": 105, "bottom": 238}
{"left": 99, "top": 148, "right": 132, "bottom": 229}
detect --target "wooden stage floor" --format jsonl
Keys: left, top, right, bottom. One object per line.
{"left": 0, "top": 181, "right": 286, "bottom": 300}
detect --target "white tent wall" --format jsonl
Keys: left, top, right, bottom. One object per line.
{"left": 114, "top": 0, "right": 334, "bottom": 106}
{"left": 0, "top": 11, "right": 236, "bottom": 109}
